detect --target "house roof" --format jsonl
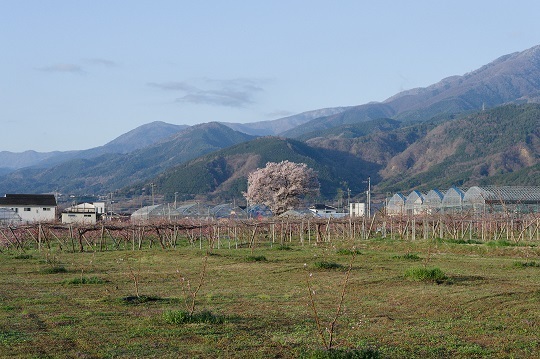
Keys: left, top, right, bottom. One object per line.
{"left": 0, "top": 194, "right": 57, "bottom": 206}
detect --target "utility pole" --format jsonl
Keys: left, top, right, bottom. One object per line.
{"left": 150, "top": 183, "right": 155, "bottom": 206}
{"left": 174, "top": 192, "right": 178, "bottom": 208}
{"left": 367, "top": 176, "right": 371, "bottom": 218}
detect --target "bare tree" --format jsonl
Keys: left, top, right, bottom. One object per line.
{"left": 244, "top": 161, "right": 319, "bottom": 215}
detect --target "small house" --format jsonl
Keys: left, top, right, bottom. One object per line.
{"left": 0, "top": 194, "right": 57, "bottom": 223}
{"left": 61, "top": 202, "right": 101, "bottom": 224}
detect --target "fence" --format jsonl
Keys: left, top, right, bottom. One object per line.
{"left": 1, "top": 213, "right": 539, "bottom": 252}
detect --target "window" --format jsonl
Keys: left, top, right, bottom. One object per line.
{"left": 43, "top": 208, "right": 51, "bottom": 211}
{"left": 24, "top": 208, "right": 31, "bottom": 212}
{"left": 84, "top": 214, "right": 92, "bottom": 217}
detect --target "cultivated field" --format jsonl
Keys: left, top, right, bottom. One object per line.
{"left": 0, "top": 216, "right": 539, "bottom": 358}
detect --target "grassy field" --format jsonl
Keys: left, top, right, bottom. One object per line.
{"left": 0, "top": 236, "right": 539, "bottom": 358}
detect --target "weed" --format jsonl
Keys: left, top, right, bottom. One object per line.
{"left": 245, "top": 255, "right": 267, "bottom": 262}
{"left": 404, "top": 267, "right": 447, "bottom": 283}
{"left": 513, "top": 261, "right": 540, "bottom": 268}
{"left": 62, "top": 276, "right": 106, "bottom": 285}
{"left": 275, "top": 245, "right": 293, "bottom": 251}
{"left": 14, "top": 254, "right": 32, "bottom": 259}
{"left": 163, "top": 309, "right": 225, "bottom": 324}
{"left": 313, "top": 261, "right": 343, "bottom": 270}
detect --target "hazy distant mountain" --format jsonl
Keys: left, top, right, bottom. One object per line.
{"left": 282, "top": 45, "right": 540, "bottom": 137}
{"left": 221, "top": 107, "right": 351, "bottom": 135}
{"left": 0, "top": 123, "right": 253, "bottom": 194}
{"left": 0, "top": 121, "right": 188, "bottom": 171}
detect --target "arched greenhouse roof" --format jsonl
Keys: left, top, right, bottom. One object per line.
{"left": 0, "top": 208, "right": 22, "bottom": 224}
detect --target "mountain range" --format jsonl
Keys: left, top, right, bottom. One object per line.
{"left": 2, "top": 44, "right": 540, "bottom": 207}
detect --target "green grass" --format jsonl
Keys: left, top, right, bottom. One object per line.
{"left": 62, "top": 276, "right": 107, "bottom": 285}
{"left": 404, "top": 267, "right": 448, "bottom": 283}
{"left": 245, "top": 255, "right": 268, "bottom": 262}
{"left": 513, "top": 261, "right": 540, "bottom": 268}
{"left": 1, "top": 236, "right": 540, "bottom": 358}
{"left": 313, "top": 261, "right": 344, "bottom": 270}
{"left": 336, "top": 249, "right": 362, "bottom": 256}
{"left": 393, "top": 253, "right": 421, "bottom": 261}
{"left": 163, "top": 310, "right": 225, "bottom": 324}
{"left": 40, "top": 266, "right": 67, "bottom": 274}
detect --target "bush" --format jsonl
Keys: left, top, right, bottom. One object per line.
{"left": 163, "top": 310, "right": 225, "bottom": 324}
{"left": 274, "top": 245, "right": 293, "bottom": 251}
{"left": 313, "top": 261, "right": 343, "bottom": 270}
{"left": 14, "top": 254, "right": 33, "bottom": 260}
{"left": 404, "top": 267, "right": 447, "bottom": 283}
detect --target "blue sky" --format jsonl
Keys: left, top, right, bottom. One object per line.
{"left": 2, "top": 0, "right": 540, "bottom": 152}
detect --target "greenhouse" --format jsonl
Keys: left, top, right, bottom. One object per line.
{"left": 208, "top": 204, "right": 248, "bottom": 219}
{"left": 387, "top": 193, "right": 407, "bottom": 215}
{"left": 131, "top": 204, "right": 182, "bottom": 223}
{"left": 0, "top": 208, "right": 22, "bottom": 225}
{"left": 463, "top": 186, "right": 540, "bottom": 214}
{"left": 385, "top": 186, "right": 540, "bottom": 215}
{"left": 441, "top": 187, "right": 465, "bottom": 213}
{"left": 424, "top": 189, "right": 444, "bottom": 214}
{"left": 405, "top": 190, "right": 425, "bottom": 215}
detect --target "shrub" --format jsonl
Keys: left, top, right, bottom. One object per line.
{"left": 274, "top": 245, "right": 293, "bottom": 251}
{"left": 14, "top": 254, "right": 33, "bottom": 260}
{"left": 313, "top": 261, "right": 343, "bottom": 270}
{"left": 404, "top": 267, "right": 447, "bottom": 283}
{"left": 163, "top": 310, "right": 224, "bottom": 324}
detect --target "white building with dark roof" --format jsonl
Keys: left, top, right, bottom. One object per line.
{"left": 0, "top": 194, "right": 57, "bottom": 223}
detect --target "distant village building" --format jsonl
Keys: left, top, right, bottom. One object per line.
{"left": 61, "top": 202, "right": 106, "bottom": 224}
{"left": 0, "top": 194, "right": 57, "bottom": 223}
{"left": 309, "top": 204, "right": 346, "bottom": 218}
{"left": 349, "top": 203, "right": 366, "bottom": 217}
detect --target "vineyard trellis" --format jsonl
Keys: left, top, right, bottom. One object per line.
{"left": 1, "top": 213, "right": 539, "bottom": 252}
